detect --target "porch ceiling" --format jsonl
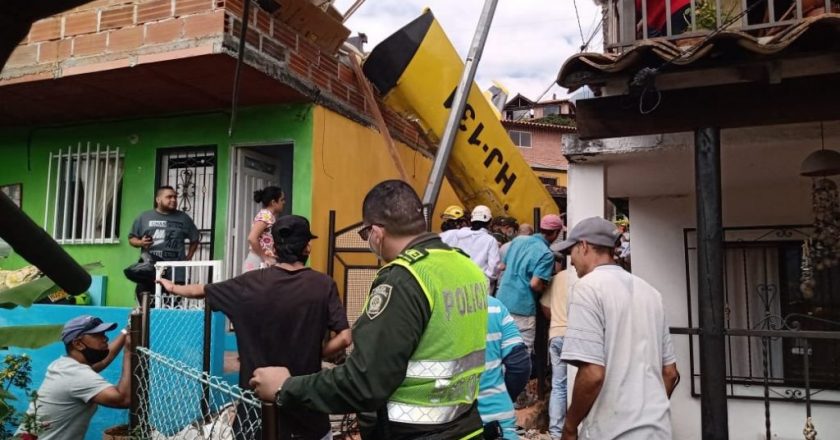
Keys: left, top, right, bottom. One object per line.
{"left": 592, "top": 121, "right": 840, "bottom": 198}
{"left": 0, "top": 53, "right": 308, "bottom": 127}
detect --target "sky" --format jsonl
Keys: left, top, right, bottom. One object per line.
{"left": 332, "top": 0, "right": 602, "bottom": 101}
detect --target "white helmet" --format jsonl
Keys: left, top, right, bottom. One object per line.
{"left": 471, "top": 205, "right": 492, "bottom": 223}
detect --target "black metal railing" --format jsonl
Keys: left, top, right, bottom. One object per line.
{"left": 680, "top": 224, "right": 840, "bottom": 439}
{"left": 604, "top": 0, "right": 840, "bottom": 53}
{"left": 671, "top": 325, "right": 839, "bottom": 439}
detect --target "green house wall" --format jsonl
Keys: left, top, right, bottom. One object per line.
{"left": 0, "top": 104, "right": 314, "bottom": 306}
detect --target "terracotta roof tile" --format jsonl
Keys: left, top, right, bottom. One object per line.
{"left": 558, "top": 13, "right": 840, "bottom": 90}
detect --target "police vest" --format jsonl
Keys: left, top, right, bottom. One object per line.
{"left": 375, "top": 248, "right": 489, "bottom": 427}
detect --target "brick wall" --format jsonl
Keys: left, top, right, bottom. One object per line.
{"left": 505, "top": 123, "right": 572, "bottom": 170}
{"left": 219, "top": 0, "right": 425, "bottom": 148}
{"left": 3, "top": 0, "right": 226, "bottom": 84}
{"left": 1, "top": 0, "right": 429, "bottom": 150}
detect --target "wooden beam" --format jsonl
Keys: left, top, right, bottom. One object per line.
{"left": 565, "top": 53, "right": 840, "bottom": 93}
{"left": 348, "top": 52, "right": 408, "bottom": 181}
{"left": 576, "top": 73, "right": 840, "bottom": 140}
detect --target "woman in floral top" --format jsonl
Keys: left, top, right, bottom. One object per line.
{"left": 243, "top": 186, "right": 285, "bottom": 272}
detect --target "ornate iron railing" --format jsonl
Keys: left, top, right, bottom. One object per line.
{"left": 679, "top": 224, "right": 840, "bottom": 439}
{"left": 604, "top": 0, "right": 839, "bottom": 53}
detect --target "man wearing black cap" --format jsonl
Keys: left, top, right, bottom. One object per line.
{"left": 158, "top": 215, "right": 351, "bottom": 440}
{"left": 250, "top": 180, "right": 488, "bottom": 440}
{"left": 17, "top": 315, "right": 131, "bottom": 440}
{"left": 552, "top": 217, "right": 679, "bottom": 440}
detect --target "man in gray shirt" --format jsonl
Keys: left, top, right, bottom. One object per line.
{"left": 128, "top": 186, "right": 199, "bottom": 301}
{"left": 17, "top": 315, "right": 131, "bottom": 439}
{"left": 553, "top": 217, "right": 680, "bottom": 440}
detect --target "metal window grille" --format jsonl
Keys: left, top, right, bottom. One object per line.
{"left": 683, "top": 225, "right": 840, "bottom": 403}
{"left": 157, "top": 148, "right": 217, "bottom": 282}
{"left": 44, "top": 142, "right": 124, "bottom": 244}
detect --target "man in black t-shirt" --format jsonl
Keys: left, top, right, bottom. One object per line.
{"left": 158, "top": 215, "right": 351, "bottom": 440}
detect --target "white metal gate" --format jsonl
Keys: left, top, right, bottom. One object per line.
{"left": 226, "top": 148, "right": 283, "bottom": 276}
{"left": 156, "top": 147, "right": 216, "bottom": 284}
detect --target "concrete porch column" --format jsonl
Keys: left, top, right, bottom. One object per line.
{"left": 567, "top": 162, "right": 606, "bottom": 228}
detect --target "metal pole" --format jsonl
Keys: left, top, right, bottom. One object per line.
{"left": 128, "top": 311, "right": 142, "bottom": 433}
{"left": 141, "top": 291, "right": 151, "bottom": 348}
{"left": 327, "top": 211, "right": 336, "bottom": 278}
{"left": 202, "top": 271, "right": 212, "bottom": 421}
{"left": 421, "top": 0, "right": 499, "bottom": 214}
{"left": 694, "top": 127, "right": 729, "bottom": 440}
{"left": 261, "top": 402, "right": 278, "bottom": 440}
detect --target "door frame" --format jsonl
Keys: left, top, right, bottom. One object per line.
{"left": 154, "top": 145, "right": 219, "bottom": 262}
{"left": 224, "top": 142, "right": 295, "bottom": 279}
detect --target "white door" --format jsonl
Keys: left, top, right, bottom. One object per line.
{"left": 226, "top": 148, "right": 282, "bottom": 277}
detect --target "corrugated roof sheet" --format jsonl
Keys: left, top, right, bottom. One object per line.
{"left": 558, "top": 13, "right": 840, "bottom": 90}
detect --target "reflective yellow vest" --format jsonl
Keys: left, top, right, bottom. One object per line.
{"left": 372, "top": 248, "right": 489, "bottom": 428}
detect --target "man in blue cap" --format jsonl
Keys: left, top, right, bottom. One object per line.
{"left": 17, "top": 315, "right": 131, "bottom": 440}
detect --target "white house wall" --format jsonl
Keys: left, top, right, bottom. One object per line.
{"left": 626, "top": 173, "right": 831, "bottom": 440}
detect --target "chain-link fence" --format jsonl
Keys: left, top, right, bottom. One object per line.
{"left": 134, "top": 347, "right": 266, "bottom": 440}
{"left": 130, "top": 260, "right": 274, "bottom": 439}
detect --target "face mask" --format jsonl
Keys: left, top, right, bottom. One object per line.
{"left": 80, "top": 343, "right": 109, "bottom": 364}
{"left": 368, "top": 230, "right": 385, "bottom": 261}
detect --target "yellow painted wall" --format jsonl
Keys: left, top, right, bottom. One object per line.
{"left": 534, "top": 169, "right": 568, "bottom": 187}
{"left": 309, "top": 106, "right": 461, "bottom": 275}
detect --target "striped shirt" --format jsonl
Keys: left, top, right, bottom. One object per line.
{"left": 478, "top": 297, "right": 525, "bottom": 439}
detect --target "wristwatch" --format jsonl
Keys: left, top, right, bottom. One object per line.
{"left": 120, "top": 328, "right": 129, "bottom": 336}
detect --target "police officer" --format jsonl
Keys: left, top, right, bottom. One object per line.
{"left": 251, "top": 180, "right": 489, "bottom": 440}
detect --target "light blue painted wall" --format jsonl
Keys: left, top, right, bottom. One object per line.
{"left": 1, "top": 304, "right": 226, "bottom": 439}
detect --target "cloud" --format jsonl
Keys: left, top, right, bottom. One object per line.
{"left": 333, "top": 0, "right": 601, "bottom": 100}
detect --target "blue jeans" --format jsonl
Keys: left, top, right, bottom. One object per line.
{"left": 549, "top": 336, "right": 567, "bottom": 438}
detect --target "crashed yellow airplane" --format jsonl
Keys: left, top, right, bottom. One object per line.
{"left": 363, "top": 9, "right": 560, "bottom": 222}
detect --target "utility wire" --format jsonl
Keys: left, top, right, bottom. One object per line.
{"left": 581, "top": 18, "right": 604, "bottom": 52}
{"left": 581, "top": 5, "right": 605, "bottom": 52}
{"left": 513, "top": 1, "right": 601, "bottom": 120}
{"left": 514, "top": 79, "right": 562, "bottom": 121}
{"left": 572, "top": 0, "right": 586, "bottom": 48}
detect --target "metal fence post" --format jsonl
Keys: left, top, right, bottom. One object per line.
{"left": 328, "top": 210, "right": 336, "bottom": 277}
{"left": 137, "top": 294, "right": 152, "bottom": 438}
{"left": 202, "top": 284, "right": 212, "bottom": 421}
{"left": 141, "top": 291, "right": 151, "bottom": 348}
{"left": 128, "top": 311, "right": 142, "bottom": 434}
{"left": 261, "top": 402, "right": 278, "bottom": 440}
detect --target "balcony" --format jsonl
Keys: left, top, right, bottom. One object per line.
{"left": 604, "top": 0, "right": 840, "bottom": 53}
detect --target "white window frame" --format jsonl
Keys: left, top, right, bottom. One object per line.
{"left": 509, "top": 130, "right": 532, "bottom": 148}
{"left": 44, "top": 142, "right": 124, "bottom": 244}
